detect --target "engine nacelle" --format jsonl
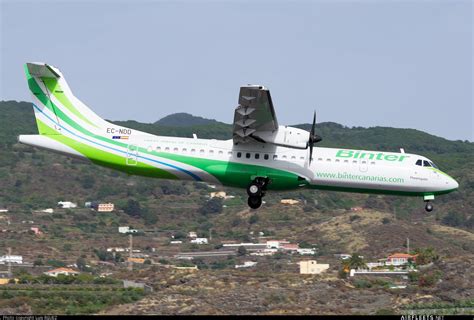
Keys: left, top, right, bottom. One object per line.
{"left": 254, "top": 126, "right": 310, "bottom": 149}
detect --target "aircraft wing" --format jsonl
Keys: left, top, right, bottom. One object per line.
{"left": 232, "top": 85, "right": 279, "bottom": 144}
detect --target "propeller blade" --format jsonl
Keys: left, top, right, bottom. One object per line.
{"left": 308, "top": 110, "right": 321, "bottom": 165}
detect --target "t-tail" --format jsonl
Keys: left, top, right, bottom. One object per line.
{"left": 18, "top": 62, "right": 130, "bottom": 160}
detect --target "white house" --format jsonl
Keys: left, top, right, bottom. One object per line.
{"left": 40, "top": 208, "right": 54, "bottom": 213}
{"left": 297, "top": 248, "right": 316, "bottom": 255}
{"left": 299, "top": 260, "right": 330, "bottom": 275}
{"left": 250, "top": 248, "right": 277, "bottom": 256}
{"left": 190, "top": 238, "right": 208, "bottom": 244}
{"left": 57, "top": 201, "right": 77, "bottom": 209}
{"left": 44, "top": 267, "right": 80, "bottom": 277}
{"left": 0, "top": 255, "right": 23, "bottom": 264}
{"left": 118, "top": 226, "right": 138, "bottom": 234}
{"left": 106, "top": 247, "right": 127, "bottom": 252}
{"left": 188, "top": 231, "right": 197, "bottom": 238}
{"left": 266, "top": 240, "right": 289, "bottom": 249}
{"left": 235, "top": 261, "right": 258, "bottom": 269}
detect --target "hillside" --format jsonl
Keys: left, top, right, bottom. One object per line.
{"left": 0, "top": 100, "right": 473, "bottom": 315}
{"left": 2, "top": 100, "right": 472, "bottom": 226}
{"left": 154, "top": 112, "right": 224, "bottom": 127}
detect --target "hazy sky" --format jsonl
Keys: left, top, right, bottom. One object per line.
{"left": 1, "top": 0, "right": 472, "bottom": 141}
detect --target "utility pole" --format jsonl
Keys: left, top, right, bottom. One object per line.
{"left": 128, "top": 234, "right": 133, "bottom": 271}
{"left": 209, "top": 228, "right": 213, "bottom": 242}
{"left": 407, "top": 237, "right": 410, "bottom": 254}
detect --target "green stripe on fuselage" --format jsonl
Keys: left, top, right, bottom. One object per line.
{"left": 154, "top": 152, "right": 307, "bottom": 190}
{"left": 36, "top": 120, "right": 178, "bottom": 180}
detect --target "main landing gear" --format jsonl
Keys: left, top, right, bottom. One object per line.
{"left": 424, "top": 194, "right": 435, "bottom": 212}
{"left": 247, "top": 177, "right": 269, "bottom": 210}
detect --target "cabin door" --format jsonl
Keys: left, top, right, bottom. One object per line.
{"left": 126, "top": 144, "right": 138, "bottom": 166}
{"left": 359, "top": 159, "right": 368, "bottom": 172}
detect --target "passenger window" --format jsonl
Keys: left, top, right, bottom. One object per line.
{"left": 182, "top": 148, "right": 187, "bottom": 153}
{"left": 191, "top": 149, "right": 196, "bottom": 154}
{"left": 318, "top": 158, "right": 323, "bottom": 161}
{"left": 371, "top": 161, "right": 375, "bottom": 165}
{"left": 326, "top": 158, "right": 331, "bottom": 162}
{"left": 264, "top": 154, "right": 269, "bottom": 160}
{"left": 228, "top": 151, "right": 232, "bottom": 156}
{"left": 416, "top": 159, "right": 422, "bottom": 166}
{"left": 423, "top": 160, "right": 431, "bottom": 167}
{"left": 291, "top": 156, "right": 296, "bottom": 160}
{"left": 282, "top": 155, "right": 287, "bottom": 159}
{"left": 200, "top": 149, "right": 205, "bottom": 154}
{"left": 273, "top": 155, "right": 278, "bottom": 160}
{"left": 344, "top": 160, "right": 349, "bottom": 163}
{"left": 165, "top": 147, "right": 170, "bottom": 151}
{"left": 300, "top": 156, "right": 304, "bottom": 160}
{"left": 246, "top": 153, "right": 251, "bottom": 159}
{"left": 173, "top": 148, "right": 178, "bottom": 152}
{"left": 209, "top": 150, "right": 214, "bottom": 154}
{"left": 156, "top": 146, "right": 161, "bottom": 151}
{"left": 218, "top": 151, "right": 223, "bottom": 155}
{"left": 335, "top": 159, "right": 340, "bottom": 162}
{"left": 237, "top": 152, "right": 242, "bottom": 158}
{"left": 255, "top": 154, "right": 260, "bottom": 159}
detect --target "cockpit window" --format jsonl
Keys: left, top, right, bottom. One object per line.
{"left": 416, "top": 159, "right": 422, "bottom": 166}
{"left": 423, "top": 160, "right": 431, "bottom": 167}
{"left": 429, "top": 161, "right": 439, "bottom": 169}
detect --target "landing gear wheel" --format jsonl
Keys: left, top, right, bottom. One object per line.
{"left": 248, "top": 196, "right": 262, "bottom": 210}
{"left": 425, "top": 202, "right": 434, "bottom": 212}
{"left": 247, "top": 183, "right": 262, "bottom": 197}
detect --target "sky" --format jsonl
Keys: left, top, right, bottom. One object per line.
{"left": 1, "top": 0, "right": 472, "bottom": 141}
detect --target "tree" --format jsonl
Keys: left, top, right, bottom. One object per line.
{"left": 413, "top": 247, "right": 439, "bottom": 265}
{"left": 198, "top": 198, "right": 223, "bottom": 215}
{"left": 123, "top": 199, "right": 142, "bottom": 217}
{"left": 33, "top": 259, "right": 43, "bottom": 266}
{"left": 442, "top": 211, "right": 466, "bottom": 227}
{"left": 248, "top": 215, "right": 259, "bottom": 224}
{"left": 94, "top": 249, "right": 113, "bottom": 261}
{"left": 237, "top": 246, "right": 247, "bottom": 256}
{"left": 344, "top": 253, "right": 366, "bottom": 270}
{"left": 81, "top": 175, "right": 95, "bottom": 189}
{"left": 143, "top": 209, "right": 158, "bottom": 225}
{"left": 76, "top": 257, "right": 87, "bottom": 271}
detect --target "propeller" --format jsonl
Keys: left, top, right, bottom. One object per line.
{"left": 307, "top": 111, "right": 322, "bottom": 164}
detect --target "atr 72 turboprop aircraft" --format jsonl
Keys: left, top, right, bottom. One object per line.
{"left": 19, "top": 63, "right": 459, "bottom": 211}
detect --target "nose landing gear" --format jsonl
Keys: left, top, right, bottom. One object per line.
{"left": 247, "top": 177, "right": 269, "bottom": 210}
{"left": 425, "top": 202, "right": 433, "bottom": 212}
{"left": 423, "top": 194, "right": 435, "bottom": 212}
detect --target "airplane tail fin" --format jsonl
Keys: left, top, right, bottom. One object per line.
{"left": 24, "top": 62, "right": 109, "bottom": 135}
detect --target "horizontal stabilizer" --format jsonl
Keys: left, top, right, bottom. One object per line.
{"left": 26, "top": 63, "right": 60, "bottom": 79}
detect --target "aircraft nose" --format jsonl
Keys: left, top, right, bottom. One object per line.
{"left": 451, "top": 178, "right": 459, "bottom": 190}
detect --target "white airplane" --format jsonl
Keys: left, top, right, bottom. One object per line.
{"left": 19, "top": 63, "right": 459, "bottom": 211}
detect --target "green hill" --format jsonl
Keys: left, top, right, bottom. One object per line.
{"left": 154, "top": 112, "right": 224, "bottom": 127}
